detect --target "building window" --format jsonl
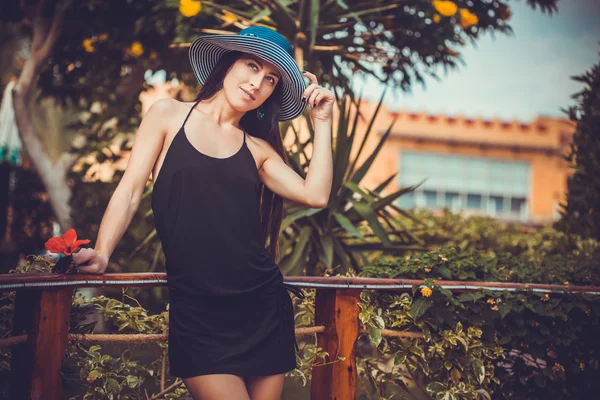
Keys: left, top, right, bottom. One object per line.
{"left": 397, "top": 151, "right": 530, "bottom": 221}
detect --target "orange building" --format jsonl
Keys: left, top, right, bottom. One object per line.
{"left": 350, "top": 102, "right": 575, "bottom": 224}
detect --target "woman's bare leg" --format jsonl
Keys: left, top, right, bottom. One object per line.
{"left": 183, "top": 374, "right": 251, "bottom": 400}
{"left": 245, "top": 373, "right": 285, "bottom": 400}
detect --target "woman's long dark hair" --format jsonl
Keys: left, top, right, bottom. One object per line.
{"left": 193, "top": 51, "right": 287, "bottom": 261}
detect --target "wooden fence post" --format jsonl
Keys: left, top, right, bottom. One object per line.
{"left": 311, "top": 288, "right": 361, "bottom": 400}
{"left": 10, "top": 287, "right": 73, "bottom": 400}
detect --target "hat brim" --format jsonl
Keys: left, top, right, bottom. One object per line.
{"left": 189, "top": 35, "right": 306, "bottom": 121}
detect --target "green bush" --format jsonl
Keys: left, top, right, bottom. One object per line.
{"left": 356, "top": 220, "right": 600, "bottom": 399}
{"left": 356, "top": 283, "right": 600, "bottom": 400}
{"left": 556, "top": 52, "right": 600, "bottom": 241}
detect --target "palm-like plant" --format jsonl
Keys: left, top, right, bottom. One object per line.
{"left": 276, "top": 87, "right": 427, "bottom": 276}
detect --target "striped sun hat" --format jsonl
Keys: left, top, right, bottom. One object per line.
{"left": 188, "top": 26, "right": 306, "bottom": 121}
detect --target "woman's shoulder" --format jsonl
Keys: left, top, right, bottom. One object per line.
{"left": 146, "top": 98, "right": 189, "bottom": 117}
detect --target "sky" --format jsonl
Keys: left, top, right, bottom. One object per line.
{"left": 356, "top": 0, "right": 600, "bottom": 122}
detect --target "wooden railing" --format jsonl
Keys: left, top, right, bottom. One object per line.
{"left": 1, "top": 272, "right": 598, "bottom": 400}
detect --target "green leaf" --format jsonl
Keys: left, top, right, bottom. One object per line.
{"left": 426, "top": 382, "right": 448, "bottom": 394}
{"left": 473, "top": 359, "right": 485, "bottom": 385}
{"left": 437, "top": 267, "right": 453, "bottom": 279}
{"left": 280, "top": 208, "right": 321, "bottom": 232}
{"left": 105, "top": 377, "right": 120, "bottom": 397}
{"left": 319, "top": 234, "right": 334, "bottom": 268}
{"left": 343, "top": 181, "right": 375, "bottom": 202}
{"left": 308, "top": 0, "right": 320, "bottom": 49}
{"left": 88, "top": 345, "right": 102, "bottom": 354}
{"left": 476, "top": 389, "right": 492, "bottom": 400}
{"left": 457, "top": 292, "right": 485, "bottom": 302}
{"left": 369, "top": 325, "right": 382, "bottom": 347}
{"left": 372, "top": 315, "right": 385, "bottom": 329}
{"left": 409, "top": 345, "right": 425, "bottom": 359}
{"left": 371, "top": 181, "right": 422, "bottom": 212}
{"left": 498, "top": 303, "right": 511, "bottom": 319}
{"left": 249, "top": 8, "right": 272, "bottom": 23}
{"left": 410, "top": 298, "right": 432, "bottom": 319}
{"left": 87, "top": 370, "right": 102, "bottom": 383}
{"left": 394, "top": 351, "right": 407, "bottom": 365}
{"left": 333, "top": 211, "right": 363, "bottom": 238}
{"left": 372, "top": 171, "right": 397, "bottom": 194}
{"left": 350, "top": 113, "right": 397, "bottom": 187}
{"left": 279, "top": 226, "right": 313, "bottom": 275}
{"left": 126, "top": 375, "right": 140, "bottom": 388}
{"left": 349, "top": 200, "right": 392, "bottom": 245}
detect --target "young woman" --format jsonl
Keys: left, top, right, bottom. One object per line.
{"left": 70, "top": 26, "right": 334, "bottom": 399}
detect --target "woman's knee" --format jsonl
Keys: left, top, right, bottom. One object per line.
{"left": 183, "top": 374, "right": 250, "bottom": 400}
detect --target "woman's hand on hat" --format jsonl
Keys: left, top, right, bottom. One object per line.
{"left": 302, "top": 71, "right": 334, "bottom": 122}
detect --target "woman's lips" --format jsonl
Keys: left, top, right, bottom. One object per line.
{"left": 239, "top": 87, "right": 255, "bottom": 101}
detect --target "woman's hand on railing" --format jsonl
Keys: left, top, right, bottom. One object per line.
{"left": 71, "top": 248, "right": 108, "bottom": 274}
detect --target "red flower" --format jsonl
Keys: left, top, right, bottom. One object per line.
{"left": 45, "top": 229, "right": 91, "bottom": 256}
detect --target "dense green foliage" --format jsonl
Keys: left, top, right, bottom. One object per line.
{"left": 353, "top": 212, "right": 600, "bottom": 399}
{"left": 374, "top": 210, "right": 600, "bottom": 286}
{"left": 556, "top": 52, "right": 600, "bottom": 241}
{"left": 356, "top": 283, "right": 599, "bottom": 399}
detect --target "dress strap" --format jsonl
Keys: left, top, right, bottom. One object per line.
{"left": 181, "top": 99, "right": 202, "bottom": 131}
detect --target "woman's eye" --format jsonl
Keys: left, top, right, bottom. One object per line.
{"left": 248, "top": 62, "right": 258, "bottom": 70}
{"left": 267, "top": 77, "right": 275, "bottom": 84}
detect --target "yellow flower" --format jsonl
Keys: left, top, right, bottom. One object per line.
{"left": 179, "top": 0, "right": 201, "bottom": 18}
{"left": 432, "top": 1, "right": 458, "bottom": 17}
{"left": 487, "top": 299, "right": 496, "bottom": 305}
{"left": 221, "top": 11, "right": 237, "bottom": 25}
{"left": 580, "top": 362, "right": 585, "bottom": 370}
{"left": 82, "top": 38, "right": 95, "bottom": 53}
{"left": 127, "top": 41, "right": 144, "bottom": 58}
{"left": 98, "top": 33, "right": 109, "bottom": 41}
{"left": 432, "top": 14, "right": 441, "bottom": 23}
{"left": 459, "top": 8, "right": 478, "bottom": 29}
{"left": 421, "top": 287, "right": 432, "bottom": 297}
{"left": 541, "top": 294, "right": 550, "bottom": 302}
{"left": 149, "top": 51, "right": 159, "bottom": 60}
{"left": 552, "top": 363, "right": 565, "bottom": 373}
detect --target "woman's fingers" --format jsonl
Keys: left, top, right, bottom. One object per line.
{"left": 72, "top": 248, "right": 94, "bottom": 265}
{"left": 302, "top": 71, "right": 318, "bottom": 86}
{"left": 71, "top": 248, "right": 107, "bottom": 274}
{"left": 301, "top": 71, "right": 331, "bottom": 112}
{"left": 313, "top": 91, "right": 326, "bottom": 108}
{"left": 303, "top": 83, "right": 319, "bottom": 101}
{"left": 76, "top": 263, "right": 103, "bottom": 274}
{"left": 307, "top": 89, "right": 321, "bottom": 108}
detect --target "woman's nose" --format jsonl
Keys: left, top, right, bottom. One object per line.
{"left": 249, "top": 75, "right": 263, "bottom": 90}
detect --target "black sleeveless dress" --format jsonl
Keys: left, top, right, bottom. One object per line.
{"left": 151, "top": 99, "right": 305, "bottom": 378}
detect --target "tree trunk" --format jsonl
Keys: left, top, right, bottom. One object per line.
{"left": 11, "top": 1, "right": 76, "bottom": 231}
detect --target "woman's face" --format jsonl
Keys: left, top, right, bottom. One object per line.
{"left": 221, "top": 54, "right": 281, "bottom": 112}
